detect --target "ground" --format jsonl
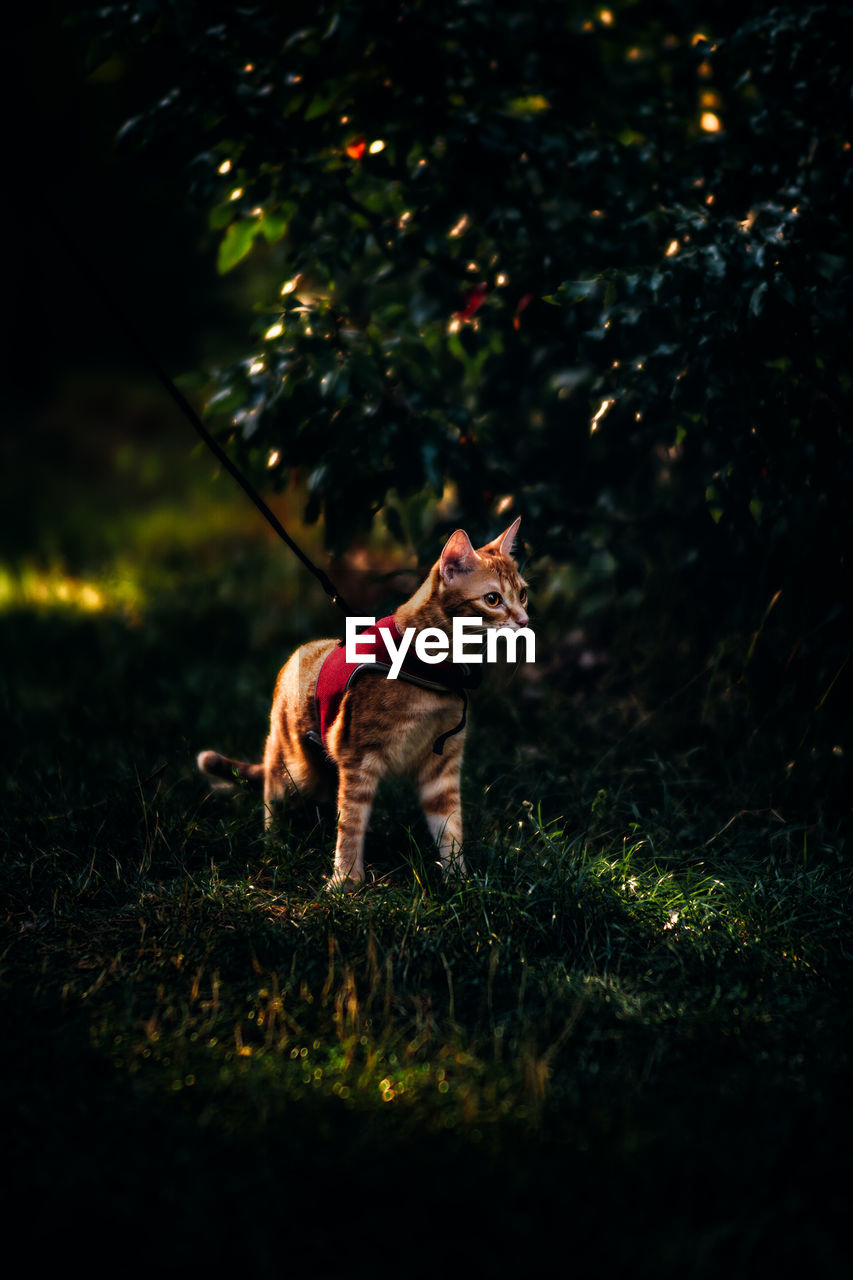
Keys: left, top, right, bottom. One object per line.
{"left": 1, "top": 402, "right": 849, "bottom": 1275}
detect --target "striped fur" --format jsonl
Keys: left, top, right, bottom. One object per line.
{"left": 198, "top": 519, "right": 528, "bottom": 887}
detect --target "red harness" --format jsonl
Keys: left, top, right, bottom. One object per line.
{"left": 313, "top": 615, "right": 478, "bottom": 757}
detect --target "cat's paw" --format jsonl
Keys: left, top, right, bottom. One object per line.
{"left": 442, "top": 855, "right": 468, "bottom": 880}
{"left": 324, "top": 873, "right": 365, "bottom": 895}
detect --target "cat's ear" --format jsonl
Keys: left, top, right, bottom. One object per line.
{"left": 483, "top": 516, "right": 521, "bottom": 558}
{"left": 440, "top": 529, "right": 479, "bottom": 582}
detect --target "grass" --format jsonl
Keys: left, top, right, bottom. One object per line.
{"left": 2, "top": 407, "right": 850, "bottom": 1276}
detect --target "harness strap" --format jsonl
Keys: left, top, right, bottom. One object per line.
{"left": 313, "top": 616, "right": 479, "bottom": 757}
{"left": 431, "top": 688, "right": 469, "bottom": 755}
{"left": 311, "top": 663, "right": 470, "bottom": 757}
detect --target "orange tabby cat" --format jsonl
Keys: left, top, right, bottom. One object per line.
{"left": 198, "top": 518, "right": 529, "bottom": 887}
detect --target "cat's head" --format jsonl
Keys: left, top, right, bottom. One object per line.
{"left": 438, "top": 516, "right": 529, "bottom": 630}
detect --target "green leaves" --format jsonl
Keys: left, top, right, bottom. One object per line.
{"left": 214, "top": 207, "right": 290, "bottom": 272}
{"left": 216, "top": 219, "right": 261, "bottom": 274}
{"left": 258, "top": 211, "right": 289, "bottom": 244}
{"left": 97, "top": 0, "right": 853, "bottom": 769}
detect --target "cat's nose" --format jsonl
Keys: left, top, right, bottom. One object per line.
{"left": 517, "top": 611, "right": 529, "bottom": 629}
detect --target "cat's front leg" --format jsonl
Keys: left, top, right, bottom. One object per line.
{"left": 416, "top": 746, "right": 466, "bottom": 877}
{"left": 328, "top": 765, "right": 380, "bottom": 888}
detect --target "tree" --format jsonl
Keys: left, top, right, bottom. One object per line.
{"left": 88, "top": 0, "right": 853, "bottom": 794}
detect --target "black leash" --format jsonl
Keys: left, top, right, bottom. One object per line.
{"left": 61, "top": 229, "right": 479, "bottom": 760}
{"left": 58, "top": 228, "right": 350, "bottom": 618}
{"left": 133, "top": 332, "right": 351, "bottom": 616}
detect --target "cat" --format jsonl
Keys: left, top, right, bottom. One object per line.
{"left": 197, "top": 517, "right": 529, "bottom": 887}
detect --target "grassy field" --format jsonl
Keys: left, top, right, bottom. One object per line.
{"left": 2, "top": 404, "right": 850, "bottom": 1276}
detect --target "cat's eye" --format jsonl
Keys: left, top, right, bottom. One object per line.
{"left": 519, "top": 587, "right": 527, "bottom": 604}
{"left": 484, "top": 591, "right": 502, "bottom": 607}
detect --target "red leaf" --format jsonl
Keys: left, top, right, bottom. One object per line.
{"left": 455, "top": 282, "right": 488, "bottom": 322}
{"left": 345, "top": 137, "right": 366, "bottom": 160}
{"left": 513, "top": 292, "right": 535, "bottom": 330}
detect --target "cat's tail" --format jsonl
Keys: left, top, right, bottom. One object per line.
{"left": 197, "top": 750, "right": 265, "bottom": 791}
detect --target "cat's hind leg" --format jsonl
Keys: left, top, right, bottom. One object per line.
{"left": 262, "top": 729, "right": 331, "bottom": 831}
